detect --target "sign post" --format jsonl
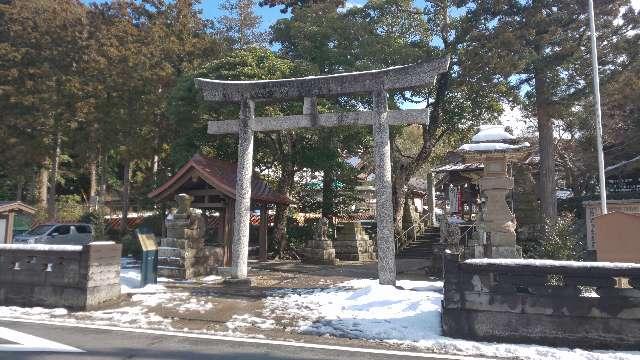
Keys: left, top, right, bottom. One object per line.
{"left": 136, "top": 231, "right": 158, "bottom": 286}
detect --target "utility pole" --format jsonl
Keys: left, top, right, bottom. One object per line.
{"left": 588, "top": 0, "right": 607, "bottom": 215}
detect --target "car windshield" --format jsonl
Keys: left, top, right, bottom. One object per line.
{"left": 26, "top": 225, "right": 54, "bottom": 236}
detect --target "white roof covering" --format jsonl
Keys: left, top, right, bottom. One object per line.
{"left": 471, "top": 125, "right": 516, "bottom": 143}
{"left": 458, "top": 142, "right": 530, "bottom": 153}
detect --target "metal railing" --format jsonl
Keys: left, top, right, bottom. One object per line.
{"left": 395, "top": 213, "right": 432, "bottom": 253}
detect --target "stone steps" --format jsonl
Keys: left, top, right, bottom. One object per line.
{"left": 397, "top": 227, "right": 440, "bottom": 259}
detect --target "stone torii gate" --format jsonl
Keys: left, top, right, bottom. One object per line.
{"left": 195, "top": 57, "right": 449, "bottom": 285}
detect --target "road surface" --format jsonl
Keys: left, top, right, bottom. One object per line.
{"left": 0, "top": 319, "right": 483, "bottom": 360}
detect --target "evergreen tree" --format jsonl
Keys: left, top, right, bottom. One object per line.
{"left": 459, "top": 0, "right": 638, "bottom": 222}
{"left": 217, "top": 0, "right": 268, "bottom": 48}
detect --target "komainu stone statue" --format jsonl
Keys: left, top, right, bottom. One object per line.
{"left": 303, "top": 217, "right": 337, "bottom": 265}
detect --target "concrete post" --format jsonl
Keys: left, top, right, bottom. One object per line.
{"left": 231, "top": 99, "right": 254, "bottom": 279}
{"left": 372, "top": 90, "right": 396, "bottom": 286}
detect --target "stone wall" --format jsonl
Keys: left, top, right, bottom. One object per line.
{"left": 0, "top": 242, "right": 121, "bottom": 309}
{"left": 442, "top": 253, "right": 640, "bottom": 349}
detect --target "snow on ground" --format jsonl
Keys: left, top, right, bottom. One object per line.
{"left": 176, "top": 298, "right": 214, "bottom": 313}
{"left": 201, "top": 275, "right": 223, "bottom": 282}
{"left": 120, "top": 268, "right": 168, "bottom": 294}
{"left": 226, "top": 315, "right": 276, "bottom": 331}
{"left": 1, "top": 267, "right": 639, "bottom": 359}
{"left": 262, "top": 279, "right": 640, "bottom": 360}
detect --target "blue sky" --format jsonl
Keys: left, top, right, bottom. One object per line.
{"left": 197, "top": 0, "right": 436, "bottom": 31}
{"left": 197, "top": 1, "right": 290, "bottom": 31}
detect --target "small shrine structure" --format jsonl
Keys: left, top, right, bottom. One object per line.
{"left": 148, "top": 154, "right": 291, "bottom": 265}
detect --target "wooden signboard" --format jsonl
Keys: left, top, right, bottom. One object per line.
{"left": 137, "top": 233, "right": 157, "bottom": 251}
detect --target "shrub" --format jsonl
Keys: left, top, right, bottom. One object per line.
{"left": 56, "top": 195, "right": 84, "bottom": 222}
{"left": 121, "top": 233, "right": 142, "bottom": 259}
{"left": 524, "top": 212, "right": 585, "bottom": 261}
{"left": 79, "top": 206, "right": 109, "bottom": 241}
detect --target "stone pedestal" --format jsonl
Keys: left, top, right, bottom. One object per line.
{"left": 158, "top": 194, "right": 211, "bottom": 279}
{"left": 303, "top": 218, "right": 336, "bottom": 265}
{"left": 334, "top": 222, "right": 376, "bottom": 261}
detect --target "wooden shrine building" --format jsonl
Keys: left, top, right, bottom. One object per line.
{"left": 0, "top": 201, "right": 36, "bottom": 244}
{"left": 148, "top": 154, "right": 291, "bottom": 264}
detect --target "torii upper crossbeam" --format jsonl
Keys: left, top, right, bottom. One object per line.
{"left": 195, "top": 57, "right": 449, "bottom": 285}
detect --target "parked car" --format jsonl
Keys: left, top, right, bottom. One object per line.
{"left": 13, "top": 223, "right": 93, "bottom": 245}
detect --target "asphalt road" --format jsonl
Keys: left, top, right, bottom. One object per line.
{"left": 0, "top": 320, "right": 475, "bottom": 360}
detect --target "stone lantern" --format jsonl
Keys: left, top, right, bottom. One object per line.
{"left": 458, "top": 126, "right": 529, "bottom": 259}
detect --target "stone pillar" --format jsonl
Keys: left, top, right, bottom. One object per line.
{"left": 480, "top": 156, "right": 520, "bottom": 258}
{"left": 372, "top": 90, "right": 396, "bottom": 285}
{"left": 231, "top": 99, "right": 254, "bottom": 279}
{"left": 259, "top": 204, "right": 268, "bottom": 262}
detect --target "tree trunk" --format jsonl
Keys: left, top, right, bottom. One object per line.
{"left": 89, "top": 159, "right": 98, "bottom": 209}
{"left": 274, "top": 202, "right": 288, "bottom": 256}
{"left": 15, "top": 178, "right": 24, "bottom": 202}
{"left": 47, "top": 132, "right": 62, "bottom": 220}
{"left": 392, "top": 165, "right": 410, "bottom": 238}
{"left": 273, "top": 132, "right": 297, "bottom": 258}
{"left": 120, "top": 160, "right": 131, "bottom": 235}
{"left": 534, "top": 45, "right": 557, "bottom": 223}
{"left": 389, "top": 1, "right": 450, "bottom": 237}
{"left": 321, "top": 167, "right": 334, "bottom": 219}
{"left": 99, "top": 151, "right": 107, "bottom": 206}
{"left": 274, "top": 165, "right": 295, "bottom": 257}
{"left": 321, "top": 130, "right": 337, "bottom": 220}
{"left": 37, "top": 164, "right": 49, "bottom": 210}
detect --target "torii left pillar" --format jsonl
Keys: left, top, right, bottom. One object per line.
{"left": 232, "top": 98, "right": 255, "bottom": 278}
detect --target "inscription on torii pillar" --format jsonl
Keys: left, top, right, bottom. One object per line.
{"left": 195, "top": 57, "right": 449, "bottom": 285}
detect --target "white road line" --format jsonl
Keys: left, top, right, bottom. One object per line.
{"left": 0, "top": 317, "right": 486, "bottom": 359}
{"left": 0, "top": 326, "right": 84, "bottom": 352}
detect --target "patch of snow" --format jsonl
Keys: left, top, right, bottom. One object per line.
{"left": 227, "top": 315, "right": 276, "bottom": 330}
{"left": 263, "top": 279, "right": 640, "bottom": 360}
{"left": 471, "top": 126, "right": 516, "bottom": 143}
{"left": 201, "top": 275, "right": 223, "bottom": 282}
{"left": 131, "top": 291, "right": 185, "bottom": 308}
{"left": 465, "top": 258, "right": 640, "bottom": 269}
{"left": 120, "top": 268, "right": 168, "bottom": 294}
{"left": 89, "top": 241, "right": 115, "bottom": 245}
{"left": 458, "top": 142, "right": 529, "bottom": 152}
{"left": 0, "top": 244, "right": 83, "bottom": 251}
{"left": 0, "top": 306, "right": 68, "bottom": 319}
{"left": 176, "top": 298, "right": 213, "bottom": 313}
